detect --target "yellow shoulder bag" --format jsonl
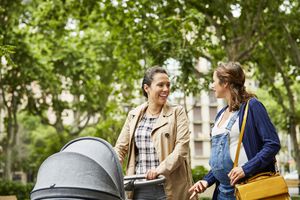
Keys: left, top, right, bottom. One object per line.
{"left": 234, "top": 101, "right": 290, "bottom": 200}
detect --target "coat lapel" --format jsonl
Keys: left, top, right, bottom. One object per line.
{"left": 128, "top": 102, "right": 173, "bottom": 135}
{"left": 152, "top": 103, "right": 173, "bottom": 133}
{"left": 129, "top": 102, "right": 147, "bottom": 143}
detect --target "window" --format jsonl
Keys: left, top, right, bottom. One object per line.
{"left": 194, "top": 141, "right": 203, "bottom": 156}
{"left": 193, "top": 106, "right": 202, "bottom": 122}
{"left": 193, "top": 124, "right": 202, "bottom": 138}
{"left": 209, "top": 106, "right": 218, "bottom": 122}
{"left": 209, "top": 91, "right": 217, "bottom": 104}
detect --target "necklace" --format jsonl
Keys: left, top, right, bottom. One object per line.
{"left": 147, "top": 108, "right": 161, "bottom": 116}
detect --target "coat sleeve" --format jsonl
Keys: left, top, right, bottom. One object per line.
{"left": 156, "top": 106, "right": 190, "bottom": 176}
{"left": 114, "top": 113, "right": 132, "bottom": 164}
{"left": 242, "top": 99, "right": 281, "bottom": 176}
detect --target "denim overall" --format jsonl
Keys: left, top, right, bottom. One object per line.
{"left": 209, "top": 111, "right": 239, "bottom": 200}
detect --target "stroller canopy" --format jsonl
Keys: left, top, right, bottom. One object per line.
{"left": 31, "top": 137, "right": 125, "bottom": 200}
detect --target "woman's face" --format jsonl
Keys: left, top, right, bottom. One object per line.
{"left": 212, "top": 71, "right": 228, "bottom": 98}
{"left": 144, "top": 73, "right": 170, "bottom": 106}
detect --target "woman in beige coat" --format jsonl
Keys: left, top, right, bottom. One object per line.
{"left": 114, "top": 66, "right": 196, "bottom": 200}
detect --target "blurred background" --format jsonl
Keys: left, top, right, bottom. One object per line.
{"left": 0, "top": 0, "right": 299, "bottom": 199}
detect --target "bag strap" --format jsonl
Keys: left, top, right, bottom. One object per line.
{"left": 233, "top": 100, "right": 250, "bottom": 168}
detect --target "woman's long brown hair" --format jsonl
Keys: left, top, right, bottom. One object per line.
{"left": 215, "top": 62, "right": 256, "bottom": 111}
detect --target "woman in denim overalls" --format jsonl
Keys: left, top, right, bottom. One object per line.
{"left": 189, "top": 62, "right": 281, "bottom": 200}
{"left": 209, "top": 110, "right": 240, "bottom": 199}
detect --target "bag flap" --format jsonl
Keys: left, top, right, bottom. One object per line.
{"left": 235, "top": 175, "right": 288, "bottom": 199}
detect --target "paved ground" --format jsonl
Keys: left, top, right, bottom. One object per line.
{"left": 196, "top": 184, "right": 300, "bottom": 199}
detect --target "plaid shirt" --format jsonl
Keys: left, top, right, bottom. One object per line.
{"left": 135, "top": 115, "right": 160, "bottom": 175}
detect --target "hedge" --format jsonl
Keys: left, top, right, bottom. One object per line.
{"left": 0, "top": 180, "right": 34, "bottom": 200}
{"left": 192, "top": 165, "right": 209, "bottom": 183}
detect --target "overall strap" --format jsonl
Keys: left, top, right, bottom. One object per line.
{"left": 225, "top": 110, "right": 240, "bottom": 131}
{"left": 233, "top": 100, "right": 249, "bottom": 168}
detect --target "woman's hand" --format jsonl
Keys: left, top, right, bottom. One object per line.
{"left": 228, "top": 167, "right": 245, "bottom": 185}
{"left": 146, "top": 169, "right": 158, "bottom": 180}
{"left": 188, "top": 180, "right": 208, "bottom": 199}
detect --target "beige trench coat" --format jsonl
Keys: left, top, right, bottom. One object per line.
{"left": 114, "top": 102, "right": 197, "bottom": 200}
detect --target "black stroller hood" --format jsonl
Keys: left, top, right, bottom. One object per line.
{"left": 31, "top": 137, "right": 125, "bottom": 200}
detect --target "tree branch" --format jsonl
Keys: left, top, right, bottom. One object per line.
{"left": 282, "top": 23, "right": 300, "bottom": 67}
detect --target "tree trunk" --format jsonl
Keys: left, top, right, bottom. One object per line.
{"left": 290, "top": 122, "right": 300, "bottom": 167}
{"left": 289, "top": 119, "right": 300, "bottom": 194}
{"left": 3, "top": 144, "right": 13, "bottom": 180}
{"left": 3, "top": 109, "right": 18, "bottom": 181}
{"left": 267, "top": 43, "right": 300, "bottom": 186}
{"left": 54, "top": 118, "right": 66, "bottom": 144}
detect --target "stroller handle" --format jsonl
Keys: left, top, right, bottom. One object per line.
{"left": 124, "top": 174, "right": 166, "bottom": 189}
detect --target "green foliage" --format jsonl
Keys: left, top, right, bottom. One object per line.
{"left": 18, "top": 104, "right": 126, "bottom": 181}
{"left": 291, "top": 196, "right": 300, "bottom": 200}
{"left": 183, "top": 0, "right": 300, "bottom": 173}
{"left": 0, "top": 45, "right": 15, "bottom": 58}
{"left": 17, "top": 113, "right": 68, "bottom": 181}
{"left": 79, "top": 99, "right": 128, "bottom": 145}
{"left": 20, "top": 0, "right": 144, "bottom": 143}
{"left": 1, "top": 0, "right": 300, "bottom": 183}
{"left": 256, "top": 88, "right": 286, "bottom": 130}
{"left": 191, "top": 165, "right": 209, "bottom": 183}
{"left": 0, "top": 180, "right": 33, "bottom": 200}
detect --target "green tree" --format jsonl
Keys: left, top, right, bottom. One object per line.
{"left": 0, "top": 0, "right": 40, "bottom": 180}
{"left": 22, "top": 0, "right": 141, "bottom": 144}
{"left": 185, "top": 0, "right": 300, "bottom": 176}
{"left": 251, "top": 0, "right": 300, "bottom": 175}
{"left": 2, "top": 0, "right": 300, "bottom": 183}
{"left": 100, "top": 0, "right": 213, "bottom": 112}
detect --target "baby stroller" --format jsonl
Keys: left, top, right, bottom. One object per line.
{"left": 30, "top": 137, "right": 165, "bottom": 200}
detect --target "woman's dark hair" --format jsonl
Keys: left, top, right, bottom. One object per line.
{"left": 142, "top": 66, "right": 169, "bottom": 98}
{"left": 215, "top": 62, "right": 256, "bottom": 111}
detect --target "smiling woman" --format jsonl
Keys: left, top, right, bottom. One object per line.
{"left": 143, "top": 69, "right": 170, "bottom": 115}
{"left": 114, "top": 66, "right": 196, "bottom": 200}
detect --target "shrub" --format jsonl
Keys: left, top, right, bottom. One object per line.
{"left": 192, "top": 165, "right": 209, "bottom": 183}
{"left": 0, "top": 180, "right": 34, "bottom": 200}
